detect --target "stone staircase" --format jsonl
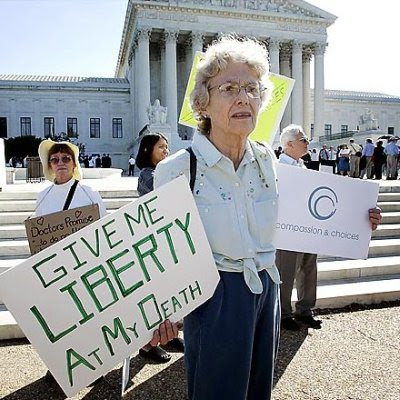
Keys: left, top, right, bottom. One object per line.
{"left": 0, "top": 182, "right": 399, "bottom": 340}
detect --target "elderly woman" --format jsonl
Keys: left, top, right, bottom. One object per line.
{"left": 155, "top": 36, "right": 278, "bottom": 400}
{"left": 36, "top": 140, "right": 107, "bottom": 217}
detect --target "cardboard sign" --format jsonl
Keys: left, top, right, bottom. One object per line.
{"left": 273, "top": 164, "right": 380, "bottom": 259}
{"left": 25, "top": 204, "right": 100, "bottom": 255}
{"left": 0, "top": 176, "right": 220, "bottom": 398}
{"left": 178, "top": 52, "right": 294, "bottom": 144}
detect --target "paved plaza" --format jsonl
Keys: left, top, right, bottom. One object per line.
{"left": 0, "top": 302, "right": 399, "bottom": 400}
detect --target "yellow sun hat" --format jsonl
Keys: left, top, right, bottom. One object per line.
{"left": 38, "top": 139, "right": 82, "bottom": 182}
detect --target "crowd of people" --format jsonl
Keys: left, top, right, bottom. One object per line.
{"left": 28, "top": 36, "right": 385, "bottom": 399}
{"left": 79, "top": 153, "right": 112, "bottom": 168}
{"left": 298, "top": 137, "right": 400, "bottom": 180}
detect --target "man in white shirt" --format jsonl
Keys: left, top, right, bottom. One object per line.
{"left": 128, "top": 155, "right": 136, "bottom": 176}
{"left": 276, "top": 125, "right": 322, "bottom": 331}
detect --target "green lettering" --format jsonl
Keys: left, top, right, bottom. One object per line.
{"left": 32, "top": 253, "right": 65, "bottom": 288}
{"left": 137, "top": 294, "right": 163, "bottom": 330}
{"left": 81, "top": 265, "right": 119, "bottom": 312}
{"left": 126, "top": 321, "right": 139, "bottom": 338}
{"left": 101, "top": 317, "right": 131, "bottom": 356}
{"left": 143, "top": 196, "right": 164, "bottom": 224}
{"left": 132, "top": 234, "right": 165, "bottom": 282}
{"left": 171, "top": 295, "right": 183, "bottom": 313}
{"left": 30, "top": 305, "right": 76, "bottom": 343}
{"left": 156, "top": 222, "right": 178, "bottom": 264}
{"left": 160, "top": 299, "right": 172, "bottom": 320}
{"left": 106, "top": 249, "right": 144, "bottom": 297}
{"left": 102, "top": 219, "right": 123, "bottom": 250}
{"left": 63, "top": 241, "right": 87, "bottom": 270}
{"left": 189, "top": 280, "right": 202, "bottom": 300}
{"left": 60, "top": 280, "right": 94, "bottom": 325}
{"left": 66, "top": 348, "right": 96, "bottom": 387}
{"left": 81, "top": 229, "right": 100, "bottom": 257}
{"left": 88, "top": 348, "right": 103, "bottom": 366}
{"left": 124, "top": 204, "right": 149, "bottom": 236}
{"left": 179, "top": 288, "right": 189, "bottom": 305}
{"left": 175, "top": 213, "right": 196, "bottom": 255}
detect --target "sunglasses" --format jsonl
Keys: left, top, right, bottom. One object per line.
{"left": 298, "top": 137, "right": 310, "bottom": 143}
{"left": 49, "top": 155, "right": 73, "bottom": 165}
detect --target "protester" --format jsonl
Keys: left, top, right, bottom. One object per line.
{"left": 88, "top": 156, "right": 95, "bottom": 168}
{"left": 274, "top": 146, "right": 282, "bottom": 158}
{"left": 361, "top": 138, "right": 375, "bottom": 179}
{"left": 348, "top": 138, "right": 362, "bottom": 178}
{"left": 35, "top": 139, "right": 178, "bottom": 382}
{"left": 276, "top": 125, "right": 382, "bottom": 333}
{"left": 95, "top": 154, "right": 101, "bottom": 168}
{"left": 128, "top": 154, "right": 136, "bottom": 176}
{"left": 373, "top": 141, "right": 386, "bottom": 180}
{"left": 327, "top": 145, "right": 337, "bottom": 173}
{"left": 384, "top": 137, "right": 399, "bottom": 180}
{"left": 135, "top": 133, "right": 185, "bottom": 362}
{"left": 155, "top": 35, "right": 279, "bottom": 400}
{"left": 35, "top": 140, "right": 107, "bottom": 218}
{"left": 338, "top": 144, "right": 350, "bottom": 176}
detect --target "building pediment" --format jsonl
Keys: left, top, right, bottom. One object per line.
{"left": 130, "top": 1, "right": 336, "bottom": 21}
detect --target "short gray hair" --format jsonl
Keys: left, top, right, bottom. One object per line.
{"left": 280, "top": 124, "right": 305, "bottom": 150}
{"left": 190, "top": 34, "right": 273, "bottom": 135}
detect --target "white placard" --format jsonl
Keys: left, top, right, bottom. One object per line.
{"left": 0, "top": 176, "right": 220, "bottom": 398}
{"left": 273, "top": 164, "right": 379, "bottom": 259}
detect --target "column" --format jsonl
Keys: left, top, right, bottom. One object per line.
{"left": 268, "top": 38, "right": 280, "bottom": 74}
{"left": 302, "top": 47, "right": 312, "bottom": 137}
{"left": 164, "top": 29, "right": 179, "bottom": 137}
{"left": 135, "top": 28, "right": 151, "bottom": 134}
{"left": 128, "top": 46, "right": 136, "bottom": 136}
{"left": 280, "top": 42, "right": 292, "bottom": 130}
{"left": 314, "top": 42, "right": 326, "bottom": 142}
{"left": 291, "top": 41, "right": 303, "bottom": 127}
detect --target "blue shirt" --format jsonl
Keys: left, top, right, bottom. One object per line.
{"left": 384, "top": 142, "right": 399, "bottom": 156}
{"left": 362, "top": 142, "right": 375, "bottom": 157}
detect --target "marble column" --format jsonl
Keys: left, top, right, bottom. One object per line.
{"left": 268, "top": 38, "right": 280, "bottom": 74}
{"left": 128, "top": 46, "right": 136, "bottom": 135}
{"left": 302, "top": 47, "right": 312, "bottom": 137}
{"left": 291, "top": 41, "right": 303, "bottom": 127}
{"left": 280, "top": 42, "right": 292, "bottom": 130}
{"left": 135, "top": 28, "right": 151, "bottom": 134}
{"left": 314, "top": 42, "right": 326, "bottom": 141}
{"left": 164, "top": 29, "right": 179, "bottom": 137}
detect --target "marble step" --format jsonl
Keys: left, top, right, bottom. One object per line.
{"left": 0, "top": 198, "right": 136, "bottom": 212}
{"left": 0, "top": 189, "right": 138, "bottom": 201}
{"left": 381, "top": 212, "right": 400, "bottom": 224}
{"left": 378, "top": 192, "right": 400, "bottom": 202}
{"left": 372, "top": 223, "right": 400, "bottom": 238}
{"left": 2, "top": 275, "right": 399, "bottom": 340}
{"left": 378, "top": 202, "right": 400, "bottom": 212}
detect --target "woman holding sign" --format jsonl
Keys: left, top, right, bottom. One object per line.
{"left": 36, "top": 140, "right": 107, "bottom": 218}
{"left": 155, "top": 36, "right": 279, "bottom": 400}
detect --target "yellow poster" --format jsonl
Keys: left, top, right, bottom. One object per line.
{"left": 179, "top": 52, "right": 294, "bottom": 145}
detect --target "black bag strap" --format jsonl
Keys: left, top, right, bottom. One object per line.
{"left": 185, "top": 147, "right": 197, "bottom": 192}
{"left": 63, "top": 180, "right": 79, "bottom": 210}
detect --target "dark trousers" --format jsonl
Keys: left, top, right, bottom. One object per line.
{"left": 128, "top": 164, "right": 135, "bottom": 176}
{"left": 276, "top": 250, "right": 317, "bottom": 319}
{"left": 184, "top": 271, "right": 280, "bottom": 400}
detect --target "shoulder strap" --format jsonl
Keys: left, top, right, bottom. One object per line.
{"left": 63, "top": 180, "right": 79, "bottom": 210}
{"left": 185, "top": 147, "right": 197, "bottom": 192}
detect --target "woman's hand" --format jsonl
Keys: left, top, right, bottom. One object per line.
{"left": 149, "top": 320, "right": 179, "bottom": 346}
{"left": 369, "top": 207, "right": 382, "bottom": 231}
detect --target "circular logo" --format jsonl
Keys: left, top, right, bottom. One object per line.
{"left": 308, "top": 186, "right": 338, "bottom": 220}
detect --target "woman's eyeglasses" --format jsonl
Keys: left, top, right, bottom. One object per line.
{"left": 49, "top": 155, "right": 73, "bottom": 165}
{"left": 209, "top": 82, "right": 264, "bottom": 99}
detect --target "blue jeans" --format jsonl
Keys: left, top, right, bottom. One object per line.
{"left": 184, "top": 270, "right": 280, "bottom": 400}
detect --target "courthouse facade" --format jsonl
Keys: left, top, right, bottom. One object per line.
{"left": 0, "top": 0, "right": 399, "bottom": 169}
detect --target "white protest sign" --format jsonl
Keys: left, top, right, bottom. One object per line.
{"left": 0, "top": 176, "right": 220, "bottom": 398}
{"left": 273, "top": 164, "right": 379, "bottom": 259}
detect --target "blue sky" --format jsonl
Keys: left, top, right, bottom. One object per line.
{"left": 0, "top": 0, "right": 399, "bottom": 95}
